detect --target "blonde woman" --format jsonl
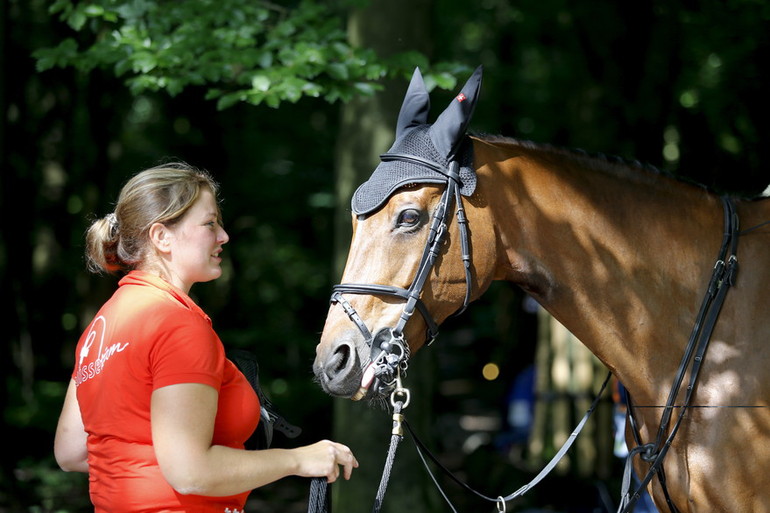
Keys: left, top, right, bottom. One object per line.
{"left": 54, "top": 163, "right": 357, "bottom": 512}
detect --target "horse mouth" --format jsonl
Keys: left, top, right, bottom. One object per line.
{"left": 351, "top": 362, "right": 377, "bottom": 400}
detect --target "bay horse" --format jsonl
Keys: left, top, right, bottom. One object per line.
{"left": 313, "top": 66, "right": 770, "bottom": 512}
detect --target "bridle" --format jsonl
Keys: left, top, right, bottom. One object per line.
{"left": 330, "top": 151, "right": 473, "bottom": 396}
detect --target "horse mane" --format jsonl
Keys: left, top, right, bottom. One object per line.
{"left": 476, "top": 133, "right": 713, "bottom": 194}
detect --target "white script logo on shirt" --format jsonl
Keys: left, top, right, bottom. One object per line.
{"left": 76, "top": 315, "right": 130, "bottom": 386}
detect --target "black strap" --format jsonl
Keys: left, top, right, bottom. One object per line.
{"left": 404, "top": 372, "right": 613, "bottom": 511}
{"left": 451, "top": 178, "right": 472, "bottom": 316}
{"left": 332, "top": 283, "right": 440, "bottom": 344}
{"left": 620, "top": 196, "right": 739, "bottom": 513}
{"left": 380, "top": 153, "right": 457, "bottom": 180}
{"left": 227, "top": 349, "right": 302, "bottom": 450}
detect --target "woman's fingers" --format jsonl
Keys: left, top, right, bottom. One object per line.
{"left": 333, "top": 442, "right": 358, "bottom": 482}
{"left": 296, "top": 440, "right": 359, "bottom": 482}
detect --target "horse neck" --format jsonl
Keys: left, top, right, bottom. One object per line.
{"left": 471, "top": 137, "right": 724, "bottom": 404}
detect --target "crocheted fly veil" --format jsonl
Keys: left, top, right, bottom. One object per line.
{"left": 351, "top": 66, "right": 483, "bottom": 216}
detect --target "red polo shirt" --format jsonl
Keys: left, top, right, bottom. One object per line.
{"left": 73, "top": 271, "right": 260, "bottom": 513}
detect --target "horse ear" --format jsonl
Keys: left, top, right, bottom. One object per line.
{"left": 395, "top": 68, "right": 431, "bottom": 138}
{"left": 429, "top": 65, "right": 483, "bottom": 159}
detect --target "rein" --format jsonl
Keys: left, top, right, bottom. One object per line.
{"left": 403, "top": 373, "right": 613, "bottom": 513}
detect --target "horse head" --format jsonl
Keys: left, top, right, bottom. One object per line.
{"left": 313, "top": 66, "right": 491, "bottom": 400}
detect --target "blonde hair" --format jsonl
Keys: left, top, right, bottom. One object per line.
{"left": 85, "top": 162, "right": 220, "bottom": 274}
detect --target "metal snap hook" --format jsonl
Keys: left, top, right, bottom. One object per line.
{"left": 390, "top": 375, "right": 411, "bottom": 409}
{"left": 496, "top": 496, "right": 506, "bottom": 512}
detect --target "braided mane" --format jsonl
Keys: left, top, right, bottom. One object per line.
{"left": 476, "top": 133, "right": 711, "bottom": 193}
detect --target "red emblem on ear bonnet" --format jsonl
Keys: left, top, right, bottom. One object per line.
{"left": 456, "top": 93, "right": 467, "bottom": 102}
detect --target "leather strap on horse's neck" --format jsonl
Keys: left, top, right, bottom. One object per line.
{"left": 621, "top": 196, "right": 740, "bottom": 513}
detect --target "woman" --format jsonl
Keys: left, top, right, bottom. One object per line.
{"left": 54, "top": 162, "right": 358, "bottom": 512}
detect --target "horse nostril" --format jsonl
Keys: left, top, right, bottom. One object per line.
{"left": 315, "top": 340, "right": 362, "bottom": 397}
{"left": 325, "top": 343, "right": 351, "bottom": 379}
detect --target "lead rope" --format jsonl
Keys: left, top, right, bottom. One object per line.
{"left": 308, "top": 477, "right": 330, "bottom": 513}
{"left": 306, "top": 391, "right": 409, "bottom": 513}
{"left": 372, "top": 378, "right": 411, "bottom": 513}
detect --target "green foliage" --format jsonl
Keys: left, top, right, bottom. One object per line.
{"left": 12, "top": 456, "right": 90, "bottom": 513}
{"left": 33, "top": 0, "right": 463, "bottom": 109}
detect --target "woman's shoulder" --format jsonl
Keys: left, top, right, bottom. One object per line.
{"left": 103, "top": 287, "right": 211, "bottom": 346}
{"left": 116, "top": 271, "right": 210, "bottom": 319}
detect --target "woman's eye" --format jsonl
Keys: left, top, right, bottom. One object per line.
{"left": 397, "top": 209, "right": 421, "bottom": 227}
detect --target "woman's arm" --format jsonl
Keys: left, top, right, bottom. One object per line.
{"left": 151, "top": 382, "right": 358, "bottom": 497}
{"left": 54, "top": 379, "right": 89, "bottom": 473}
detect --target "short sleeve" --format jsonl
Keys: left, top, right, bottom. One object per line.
{"left": 149, "top": 311, "right": 225, "bottom": 391}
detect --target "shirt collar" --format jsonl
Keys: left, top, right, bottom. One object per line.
{"left": 118, "top": 270, "right": 212, "bottom": 325}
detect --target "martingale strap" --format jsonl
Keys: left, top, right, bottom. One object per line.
{"left": 620, "top": 196, "right": 740, "bottom": 513}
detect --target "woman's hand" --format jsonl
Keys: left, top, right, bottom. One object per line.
{"left": 291, "top": 440, "right": 359, "bottom": 483}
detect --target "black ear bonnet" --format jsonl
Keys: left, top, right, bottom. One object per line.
{"left": 351, "top": 66, "right": 483, "bottom": 216}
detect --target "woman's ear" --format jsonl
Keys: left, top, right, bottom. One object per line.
{"left": 148, "top": 222, "right": 173, "bottom": 254}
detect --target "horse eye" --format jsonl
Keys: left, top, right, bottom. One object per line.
{"left": 397, "top": 209, "right": 421, "bottom": 227}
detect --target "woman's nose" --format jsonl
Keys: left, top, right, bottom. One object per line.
{"left": 219, "top": 226, "right": 230, "bottom": 244}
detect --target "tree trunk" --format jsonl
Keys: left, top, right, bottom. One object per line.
{"left": 529, "top": 308, "right": 613, "bottom": 480}
{"left": 331, "top": 1, "right": 441, "bottom": 512}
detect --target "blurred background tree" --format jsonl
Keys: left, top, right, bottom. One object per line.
{"left": 329, "top": 1, "right": 443, "bottom": 512}
{"left": 2, "top": 0, "right": 768, "bottom": 512}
